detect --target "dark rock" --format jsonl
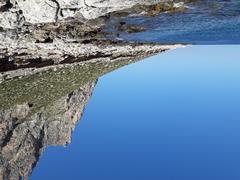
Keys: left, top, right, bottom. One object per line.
{"left": 116, "top": 23, "right": 147, "bottom": 33}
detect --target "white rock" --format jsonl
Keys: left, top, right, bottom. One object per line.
{"left": 0, "top": 0, "right": 172, "bottom": 28}
{"left": 16, "top": 0, "right": 58, "bottom": 23}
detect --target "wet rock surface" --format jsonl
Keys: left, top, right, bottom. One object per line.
{"left": 116, "top": 22, "right": 147, "bottom": 33}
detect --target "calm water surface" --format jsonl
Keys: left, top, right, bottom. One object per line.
{"left": 109, "top": 0, "right": 240, "bottom": 44}
{"left": 31, "top": 46, "right": 240, "bottom": 180}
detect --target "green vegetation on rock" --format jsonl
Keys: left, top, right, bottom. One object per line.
{"left": 0, "top": 59, "right": 136, "bottom": 112}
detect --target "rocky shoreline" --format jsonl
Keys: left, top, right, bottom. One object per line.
{"left": 0, "top": 39, "right": 182, "bottom": 83}
{"left": 0, "top": 81, "right": 97, "bottom": 180}
{"left": 0, "top": 42, "right": 183, "bottom": 180}
{"left": 0, "top": 0, "right": 188, "bottom": 83}
{"left": 0, "top": 0, "right": 188, "bottom": 28}
{"left": 0, "top": 1, "right": 187, "bottom": 179}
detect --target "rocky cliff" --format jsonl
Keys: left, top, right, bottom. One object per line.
{"left": 0, "top": 81, "right": 96, "bottom": 180}
{"left": 0, "top": 2, "right": 185, "bottom": 179}
{"left": 0, "top": 46, "right": 184, "bottom": 179}
{"left": 0, "top": 0, "right": 185, "bottom": 84}
{"left": 0, "top": 1, "right": 185, "bottom": 84}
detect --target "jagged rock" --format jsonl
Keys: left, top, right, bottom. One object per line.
{"left": 0, "top": 81, "right": 96, "bottom": 180}
{"left": 0, "top": 0, "right": 173, "bottom": 29}
{"left": 0, "top": 0, "right": 185, "bottom": 82}
{"left": 0, "top": 1, "right": 187, "bottom": 179}
{"left": 116, "top": 22, "right": 147, "bottom": 33}
{"left": 0, "top": 45, "right": 185, "bottom": 179}
{"left": 0, "top": 37, "right": 182, "bottom": 83}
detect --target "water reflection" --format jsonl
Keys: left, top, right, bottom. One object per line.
{"left": 0, "top": 58, "right": 138, "bottom": 180}
{"left": 32, "top": 46, "right": 240, "bottom": 180}
{"left": 0, "top": 81, "right": 96, "bottom": 180}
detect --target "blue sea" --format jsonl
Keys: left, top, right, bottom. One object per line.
{"left": 31, "top": 46, "right": 240, "bottom": 180}
{"left": 109, "top": 0, "right": 240, "bottom": 44}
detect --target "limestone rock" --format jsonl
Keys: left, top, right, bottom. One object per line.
{"left": 0, "top": 0, "right": 172, "bottom": 29}
{"left": 16, "top": 0, "right": 58, "bottom": 23}
{"left": 0, "top": 81, "right": 96, "bottom": 180}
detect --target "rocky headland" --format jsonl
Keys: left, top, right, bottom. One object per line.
{"left": 0, "top": 0, "right": 187, "bottom": 179}
{"left": 0, "top": 0, "right": 187, "bottom": 81}
{"left": 0, "top": 80, "right": 97, "bottom": 180}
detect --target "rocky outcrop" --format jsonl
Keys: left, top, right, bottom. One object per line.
{"left": 0, "top": 0, "right": 185, "bottom": 84}
{"left": 0, "top": 81, "right": 96, "bottom": 180}
{"left": 0, "top": 42, "right": 186, "bottom": 179}
{"left": 0, "top": 40, "right": 182, "bottom": 179}
{"left": 0, "top": 39, "right": 182, "bottom": 83}
{"left": 0, "top": 0, "right": 185, "bottom": 83}
{"left": 0, "top": 1, "right": 187, "bottom": 179}
{"left": 0, "top": 0, "right": 174, "bottom": 29}
{"left": 0, "top": 44, "right": 183, "bottom": 112}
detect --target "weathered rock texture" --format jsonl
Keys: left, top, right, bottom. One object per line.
{"left": 0, "top": 39, "right": 182, "bottom": 83}
{"left": 0, "top": 0, "right": 173, "bottom": 29}
{"left": 0, "top": 0, "right": 185, "bottom": 84}
{"left": 0, "top": 81, "right": 96, "bottom": 180}
{"left": 0, "top": 4, "right": 186, "bottom": 180}
{"left": 0, "top": 45, "right": 183, "bottom": 179}
{"left": 0, "top": 1, "right": 184, "bottom": 178}
{"left": 0, "top": 44, "right": 182, "bottom": 110}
